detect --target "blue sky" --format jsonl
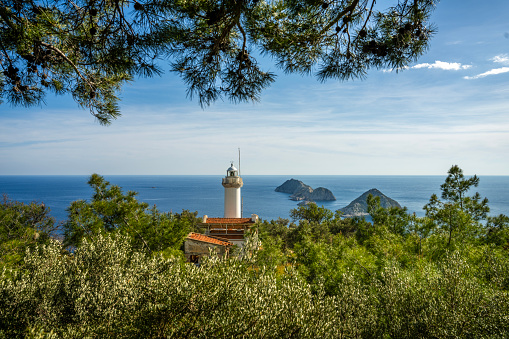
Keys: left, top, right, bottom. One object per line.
{"left": 1, "top": 0, "right": 508, "bottom": 175}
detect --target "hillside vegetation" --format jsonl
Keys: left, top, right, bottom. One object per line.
{"left": 1, "top": 166, "right": 508, "bottom": 338}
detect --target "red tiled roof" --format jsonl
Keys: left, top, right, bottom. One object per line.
{"left": 208, "top": 233, "right": 245, "bottom": 240}
{"left": 205, "top": 218, "right": 254, "bottom": 224}
{"left": 186, "top": 232, "right": 233, "bottom": 246}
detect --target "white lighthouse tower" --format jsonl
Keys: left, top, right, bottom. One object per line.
{"left": 222, "top": 163, "right": 243, "bottom": 218}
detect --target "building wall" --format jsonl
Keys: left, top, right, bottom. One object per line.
{"left": 222, "top": 176, "right": 243, "bottom": 218}
{"left": 184, "top": 239, "right": 229, "bottom": 262}
{"left": 224, "top": 187, "right": 241, "bottom": 218}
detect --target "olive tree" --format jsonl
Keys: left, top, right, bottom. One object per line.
{"left": 0, "top": 234, "right": 376, "bottom": 338}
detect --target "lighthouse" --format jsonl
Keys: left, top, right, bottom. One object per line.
{"left": 195, "top": 162, "right": 258, "bottom": 250}
{"left": 222, "top": 163, "right": 243, "bottom": 218}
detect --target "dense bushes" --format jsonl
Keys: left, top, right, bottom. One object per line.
{"left": 0, "top": 235, "right": 368, "bottom": 338}
{"left": 1, "top": 235, "right": 508, "bottom": 338}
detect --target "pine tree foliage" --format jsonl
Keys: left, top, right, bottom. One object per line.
{"left": 424, "top": 165, "right": 491, "bottom": 247}
{"left": 63, "top": 174, "right": 194, "bottom": 256}
{"left": 0, "top": 0, "right": 437, "bottom": 123}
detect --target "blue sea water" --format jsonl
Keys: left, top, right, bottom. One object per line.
{"left": 0, "top": 175, "right": 508, "bottom": 223}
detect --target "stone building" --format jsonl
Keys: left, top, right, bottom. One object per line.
{"left": 184, "top": 232, "right": 233, "bottom": 263}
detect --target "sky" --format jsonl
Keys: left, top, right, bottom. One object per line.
{"left": 1, "top": 0, "right": 509, "bottom": 175}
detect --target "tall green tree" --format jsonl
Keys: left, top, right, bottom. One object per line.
{"left": 424, "top": 165, "right": 490, "bottom": 247}
{"left": 63, "top": 174, "right": 193, "bottom": 256}
{"left": 1, "top": 0, "right": 437, "bottom": 123}
{"left": 441, "top": 165, "right": 482, "bottom": 212}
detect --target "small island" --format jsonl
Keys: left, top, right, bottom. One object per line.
{"left": 339, "top": 188, "right": 401, "bottom": 217}
{"left": 275, "top": 179, "right": 336, "bottom": 202}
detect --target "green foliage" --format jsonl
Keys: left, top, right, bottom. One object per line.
{"left": 0, "top": 234, "right": 374, "bottom": 338}
{"left": 288, "top": 204, "right": 360, "bottom": 244}
{"left": 255, "top": 233, "right": 288, "bottom": 269}
{"left": 2, "top": 235, "right": 508, "bottom": 338}
{"left": 294, "top": 234, "right": 378, "bottom": 294}
{"left": 485, "top": 214, "right": 509, "bottom": 248}
{"left": 290, "top": 203, "right": 334, "bottom": 224}
{"left": 424, "top": 165, "right": 491, "bottom": 248}
{"left": 368, "top": 194, "right": 410, "bottom": 235}
{"left": 1, "top": 0, "right": 437, "bottom": 123}
{"left": 328, "top": 210, "right": 359, "bottom": 236}
{"left": 441, "top": 165, "right": 480, "bottom": 208}
{"left": 367, "top": 254, "right": 509, "bottom": 338}
{"left": 63, "top": 174, "right": 192, "bottom": 256}
{"left": 0, "top": 195, "right": 56, "bottom": 270}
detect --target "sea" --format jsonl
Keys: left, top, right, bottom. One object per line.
{"left": 0, "top": 175, "right": 508, "bottom": 224}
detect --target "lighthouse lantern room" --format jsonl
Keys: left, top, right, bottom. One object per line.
{"left": 222, "top": 163, "right": 243, "bottom": 218}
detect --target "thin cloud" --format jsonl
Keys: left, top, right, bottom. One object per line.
{"left": 411, "top": 61, "right": 472, "bottom": 71}
{"left": 0, "top": 138, "right": 81, "bottom": 148}
{"left": 464, "top": 67, "right": 509, "bottom": 80}
{"left": 492, "top": 54, "right": 509, "bottom": 64}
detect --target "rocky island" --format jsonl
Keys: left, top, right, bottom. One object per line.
{"left": 339, "top": 188, "right": 401, "bottom": 217}
{"left": 275, "top": 179, "right": 336, "bottom": 202}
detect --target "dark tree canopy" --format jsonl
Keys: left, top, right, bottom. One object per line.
{"left": 0, "top": 0, "right": 436, "bottom": 124}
